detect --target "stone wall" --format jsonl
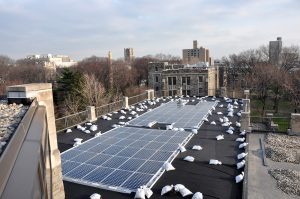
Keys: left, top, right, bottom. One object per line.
{"left": 291, "top": 113, "right": 300, "bottom": 136}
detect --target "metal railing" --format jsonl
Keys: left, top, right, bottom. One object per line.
{"left": 55, "top": 110, "right": 88, "bottom": 132}
{"left": 95, "top": 100, "right": 123, "bottom": 118}
{"left": 128, "top": 92, "right": 148, "bottom": 106}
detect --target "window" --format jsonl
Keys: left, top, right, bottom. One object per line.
{"left": 155, "top": 67, "right": 158, "bottom": 71}
{"left": 169, "top": 91, "right": 172, "bottom": 96}
{"left": 187, "top": 77, "right": 191, "bottom": 85}
{"left": 155, "top": 76, "right": 159, "bottom": 82}
{"left": 155, "top": 86, "right": 159, "bottom": 91}
{"left": 187, "top": 90, "right": 191, "bottom": 96}
{"left": 199, "top": 76, "right": 203, "bottom": 83}
{"left": 182, "top": 77, "right": 186, "bottom": 84}
{"left": 173, "top": 77, "right": 176, "bottom": 85}
{"left": 199, "top": 87, "right": 203, "bottom": 94}
{"left": 168, "top": 77, "right": 176, "bottom": 85}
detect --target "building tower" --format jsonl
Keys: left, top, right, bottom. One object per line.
{"left": 182, "top": 40, "right": 213, "bottom": 66}
{"left": 269, "top": 37, "right": 282, "bottom": 66}
{"left": 108, "top": 51, "right": 113, "bottom": 89}
{"left": 124, "top": 48, "right": 134, "bottom": 62}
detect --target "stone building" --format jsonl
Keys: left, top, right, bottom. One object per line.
{"left": 148, "top": 62, "right": 219, "bottom": 96}
{"left": 269, "top": 37, "right": 282, "bottom": 66}
{"left": 26, "top": 54, "right": 77, "bottom": 69}
{"left": 182, "top": 40, "right": 213, "bottom": 66}
{"left": 124, "top": 48, "right": 134, "bottom": 62}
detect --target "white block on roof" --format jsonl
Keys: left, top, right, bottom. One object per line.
{"left": 192, "top": 145, "right": 203, "bottom": 150}
{"left": 134, "top": 188, "right": 145, "bottom": 199}
{"left": 209, "top": 159, "right": 222, "bottom": 165}
{"left": 183, "top": 156, "right": 195, "bottom": 162}
{"left": 236, "top": 137, "right": 245, "bottom": 142}
{"left": 237, "top": 152, "right": 248, "bottom": 159}
{"left": 90, "top": 125, "right": 97, "bottom": 131}
{"left": 216, "top": 135, "right": 224, "bottom": 140}
{"left": 239, "top": 142, "right": 248, "bottom": 149}
{"left": 179, "top": 187, "right": 193, "bottom": 197}
{"left": 237, "top": 160, "right": 246, "bottom": 169}
{"left": 74, "top": 138, "right": 83, "bottom": 142}
{"left": 192, "top": 192, "right": 203, "bottom": 199}
{"left": 66, "top": 129, "right": 72, "bottom": 133}
{"left": 161, "top": 185, "right": 173, "bottom": 195}
{"left": 235, "top": 172, "right": 244, "bottom": 183}
{"left": 163, "top": 162, "right": 175, "bottom": 171}
{"left": 90, "top": 193, "right": 101, "bottom": 199}
{"left": 178, "top": 145, "right": 186, "bottom": 152}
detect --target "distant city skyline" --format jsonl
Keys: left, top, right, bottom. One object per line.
{"left": 0, "top": 0, "right": 300, "bottom": 61}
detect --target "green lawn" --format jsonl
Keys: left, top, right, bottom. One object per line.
{"left": 250, "top": 99, "right": 294, "bottom": 117}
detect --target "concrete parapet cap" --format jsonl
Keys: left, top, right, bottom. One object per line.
{"left": 244, "top": 90, "right": 250, "bottom": 94}
{"left": 7, "top": 83, "right": 52, "bottom": 92}
{"left": 266, "top": 113, "right": 274, "bottom": 117}
{"left": 291, "top": 113, "right": 300, "bottom": 117}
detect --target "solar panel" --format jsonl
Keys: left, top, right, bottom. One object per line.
{"left": 129, "top": 101, "right": 216, "bottom": 129}
{"left": 61, "top": 101, "right": 215, "bottom": 193}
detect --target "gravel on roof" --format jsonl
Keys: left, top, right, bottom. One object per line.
{"left": 0, "top": 100, "right": 28, "bottom": 156}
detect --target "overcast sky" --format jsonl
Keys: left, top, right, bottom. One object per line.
{"left": 0, "top": 0, "right": 299, "bottom": 61}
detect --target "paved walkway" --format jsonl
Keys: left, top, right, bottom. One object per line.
{"left": 247, "top": 133, "right": 300, "bottom": 199}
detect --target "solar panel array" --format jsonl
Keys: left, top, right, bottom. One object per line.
{"left": 61, "top": 127, "right": 192, "bottom": 193}
{"left": 129, "top": 101, "right": 217, "bottom": 129}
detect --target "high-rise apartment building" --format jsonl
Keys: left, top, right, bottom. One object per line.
{"left": 182, "top": 40, "right": 213, "bottom": 65}
{"left": 124, "top": 48, "right": 134, "bottom": 62}
{"left": 269, "top": 37, "right": 282, "bottom": 66}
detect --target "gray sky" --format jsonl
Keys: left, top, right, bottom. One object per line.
{"left": 0, "top": 0, "right": 299, "bottom": 61}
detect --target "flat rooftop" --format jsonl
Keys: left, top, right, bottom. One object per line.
{"left": 57, "top": 96, "right": 244, "bottom": 199}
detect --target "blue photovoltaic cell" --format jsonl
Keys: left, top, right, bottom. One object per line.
{"left": 137, "top": 160, "right": 164, "bottom": 174}
{"left": 138, "top": 134, "right": 158, "bottom": 141}
{"left": 62, "top": 161, "right": 81, "bottom": 175}
{"left": 101, "top": 170, "right": 133, "bottom": 187}
{"left": 133, "top": 149, "right": 156, "bottom": 159}
{"left": 119, "top": 158, "right": 145, "bottom": 171}
{"left": 129, "top": 140, "right": 149, "bottom": 148}
{"left": 61, "top": 122, "right": 198, "bottom": 192}
{"left": 61, "top": 149, "right": 83, "bottom": 160}
{"left": 149, "top": 151, "right": 173, "bottom": 161}
{"left": 101, "top": 156, "right": 128, "bottom": 168}
{"left": 89, "top": 144, "right": 111, "bottom": 153}
{"left": 115, "top": 133, "right": 131, "bottom": 139}
{"left": 104, "top": 137, "right": 123, "bottom": 145}
{"left": 154, "top": 135, "right": 171, "bottom": 142}
{"left": 122, "top": 173, "right": 154, "bottom": 190}
{"left": 160, "top": 143, "right": 179, "bottom": 152}
{"left": 75, "top": 141, "right": 97, "bottom": 151}
{"left": 126, "top": 134, "right": 140, "bottom": 140}
{"left": 82, "top": 167, "right": 115, "bottom": 183}
{"left": 144, "top": 142, "right": 163, "bottom": 150}
{"left": 65, "top": 164, "right": 97, "bottom": 179}
{"left": 116, "top": 147, "right": 139, "bottom": 157}
{"left": 168, "top": 136, "right": 186, "bottom": 143}
{"left": 86, "top": 154, "right": 112, "bottom": 166}
{"left": 128, "top": 101, "right": 216, "bottom": 129}
{"left": 70, "top": 152, "right": 97, "bottom": 162}
{"left": 114, "top": 139, "right": 135, "bottom": 147}
{"left": 102, "top": 145, "right": 125, "bottom": 155}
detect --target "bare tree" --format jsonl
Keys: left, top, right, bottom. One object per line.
{"left": 284, "top": 70, "right": 300, "bottom": 112}
{"left": 281, "top": 45, "right": 300, "bottom": 70}
{"left": 248, "top": 63, "right": 274, "bottom": 115}
{"left": 81, "top": 74, "right": 107, "bottom": 107}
